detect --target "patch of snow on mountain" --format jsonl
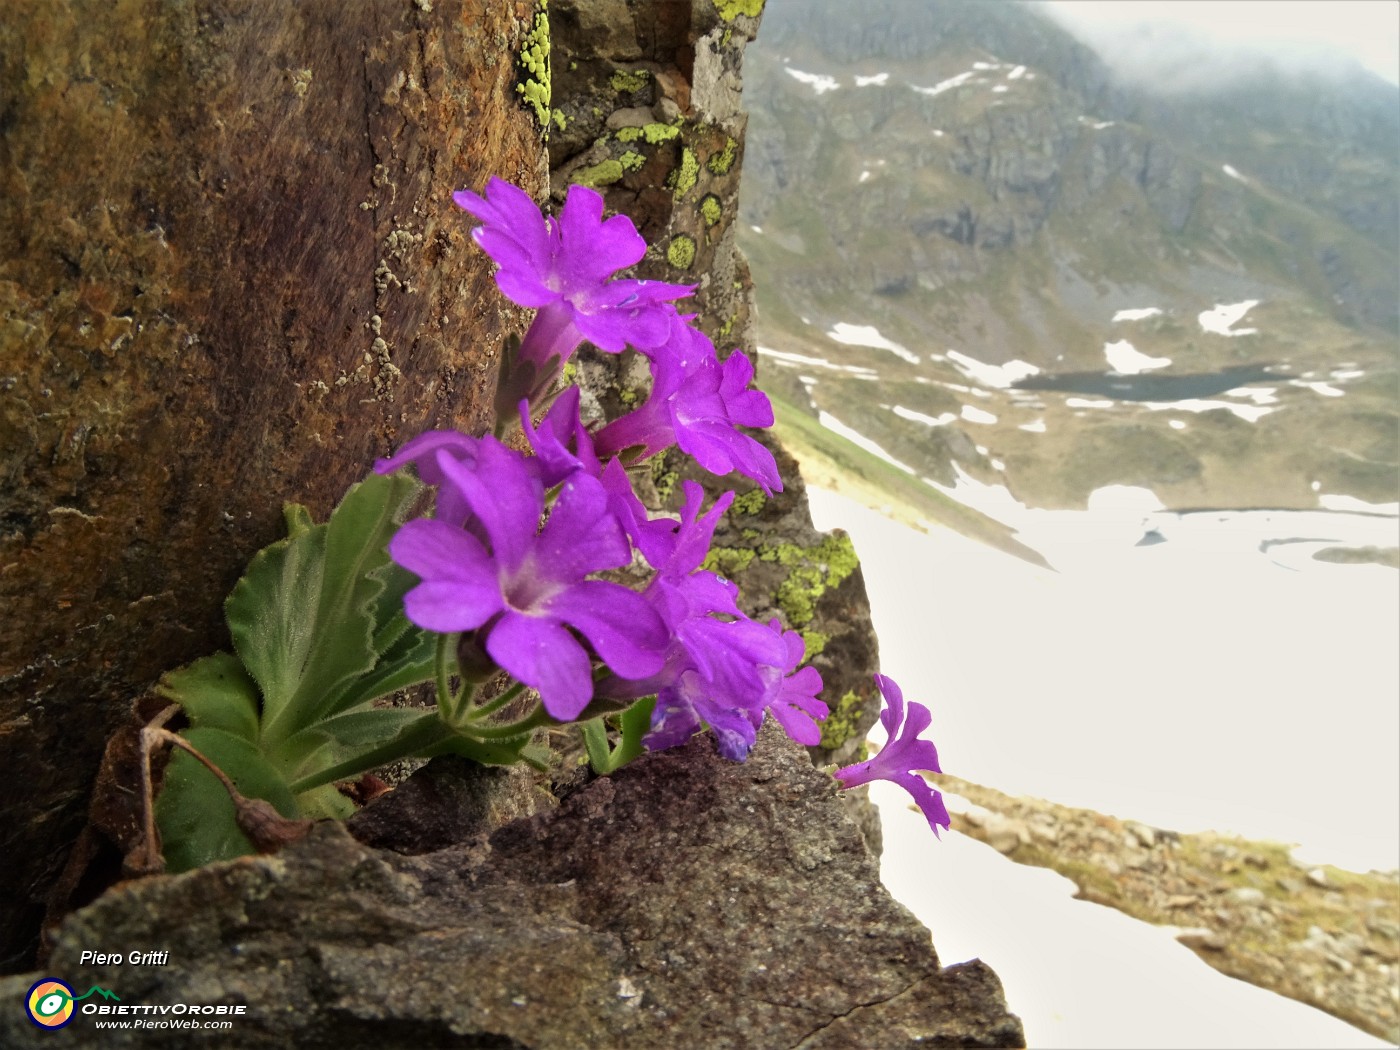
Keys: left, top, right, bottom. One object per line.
{"left": 911, "top": 70, "right": 976, "bottom": 97}
{"left": 1168, "top": 419, "right": 1187, "bottom": 430}
{"left": 972, "top": 61, "right": 1000, "bottom": 70}
{"left": 961, "top": 405, "right": 998, "bottom": 425}
{"left": 854, "top": 72, "right": 889, "bottom": 87}
{"left": 1105, "top": 339, "right": 1170, "bottom": 375}
{"left": 1291, "top": 379, "right": 1345, "bottom": 397}
{"left": 748, "top": 225, "right": 763, "bottom": 234}
{"left": 1112, "top": 306, "right": 1162, "bottom": 322}
{"left": 1008, "top": 65, "right": 1027, "bottom": 79}
{"left": 1319, "top": 494, "right": 1400, "bottom": 515}
{"left": 784, "top": 67, "right": 839, "bottom": 94}
{"left": 1224, "top": 387, "right": 1278, "bottom": 405}
{"left": 1067, "top": 397, "right": 1115, "bottom": 409}
{"left": 945, "top": 349, "right": 1041, "bottom": 388}
{"left": 932, "top": 129, "right": 945, "bottom": 137}
{"left": 818, "top": 412, "right": 915, "bottom": 474}
{"left": 827, "top": 322, "right": 921, "bottom": 364}
{"left": 1198, "top": 299, "right": 1260, "bottom": 336}
{"left": 1142, "top": 398, "right": 1274, "bottom": 423}
{"left": 1331, "top": 368, "right": 1365, "bottom": 380}
{"left": 1222, "top": 164, "right": 1247, "bottom": 182}
{"left": 1019, "top": 419, "right": 1047, "bottom": 433}
{"left": 858, "top": 170, "right": 872, "bottom": 183}
{"left": 1078, "top": 116, "right": 1115, "bottom": 129}
{"left": 892, "top": 405, "right": 957, "bottom": 427}
{"left": 993, "top": 85, "right": 1009, "bottom": 93}
{"left": 757, "top": 346, "right": 833, "bottom": 368}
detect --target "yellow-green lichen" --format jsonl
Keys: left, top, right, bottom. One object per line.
{"left": 610, "top": 68, "right": 650, "bottom": 94}
{"left": 651, "top": 461, "right": 679, "bottom": 503}
{"left": 799, "top": 628, "right": 830, "bottom": 660}
{"left": 731, "top": 490, "right": 765, "bottom": 515}
{"left": 819, "top": 689, "right": 866, "bottom": 751}
{"left": 515, "top": 1, "right": 551, "bottom": 131}
{"left": 618, "top": 387, "right": 640, "bottom": 406}
{"left": 620, "top": 150, "right": 646, "bottom": 172}
{"left": 718, "top": 314, "right": 736, "bottom": 340}
{"left": 561, "top": 360, "right": 579, "bottom": 384}
{"left": 760, "top": 532, "right": 859, "bottom": 627}
{"left": 666, "top": 234, "right": 696, "bottom": 270}
{"left": 671, "top": 147, "right": 700, "bottom": 201}
{"left": 716, "top": 0, "right": 765, "bottom": 20}
{"left": 616, "top": 126, "right": 642, "bottom": 143}
{"left": 708, "top": 136, "right": 738, "bottom": 175}
{"left": 644, "top": 122, "right": 681, "bottom": 144}
{"left": 700, "top": 194, "right": 722, "bottom": 226}
{"left": 551, "top": 108, "right": 568, "bottom": 131}
{"left": 740, "top": 527, "right": 760, "bottom": 541}
{"left": 573, "top": 159, "right": 624, "bottom": 188}
{"left": 701, "top": 546, "right": 756, "bottom": 577}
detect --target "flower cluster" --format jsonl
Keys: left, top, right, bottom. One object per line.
{"left": 378, "top": 178, "right": 947, "bottom": 823}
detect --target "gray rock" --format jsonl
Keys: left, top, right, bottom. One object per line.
{"left": 0, "top": 725, "right": 1023, "bottom": 1049}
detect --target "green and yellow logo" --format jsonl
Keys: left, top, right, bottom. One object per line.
{"left": 24, "top": 979, "right": 120, "bottom": 1030}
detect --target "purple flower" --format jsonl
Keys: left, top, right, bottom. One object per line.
{"left": 520, "top": 387, "right": 600, "bottom": 487}
{"left": 593, "top": 316, "right": 782, "bottom": 494}
{"left": 453, "top": 179, "right": 692, "bottom": 374}
{"left": 387, "top": 437, "right": 668, "bottom": 720}
{"left": 834, "top": 675, "right": 950, "bottom": 835}
{"left": 765, "top": 622, "right": 827, "bottom": 746}
{"left": 374, "top": 429, "right": 479, "bottom": 528}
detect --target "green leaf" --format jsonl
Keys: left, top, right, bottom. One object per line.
{"left": 225, "top": 519, "right": 328, "bottom": 738}
{"left": 156, "top": 652, "right": 260, "bottom": 742}
{"left": 581, "top": 717, "right": 613, "bottom": 775}
{"left": 155, "top": 727, "right": 300, "bottom": 873}
{"left": 231, "top": 471, "right": 422, "bottom": 745}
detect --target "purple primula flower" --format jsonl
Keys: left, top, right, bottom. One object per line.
{"left": 765, "top": 621, "right": 828, "bottom": 746}
{"left": 387, "top": 436, "right": 668, "bottom": 720}
{"left": 593, "top": 316, "right": 782, "bottom": 494}
{"left": 520, "top": 387, "right": 600, "bottom": 487}
{"left": 453, "top": 178, "right": 692, "bottom": 372}
{"left": 374, "top": 429, "right": 479, "bottom": 528}
{"left": 834, "top": 675, "right": 950, "bottom": 835}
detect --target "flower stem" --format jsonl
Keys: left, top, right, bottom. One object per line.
{"left": 288, "top": 713, "right": 452, "bottom": 794}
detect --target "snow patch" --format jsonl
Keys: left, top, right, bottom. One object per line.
{"left": 1142, "top": 398, "right": 1274, "bottom": 423}
{"left": 1008, "top": 65, "right": 1027, "bottom": 79}
{"left": 1198, "top": 299, "right": 1260, "bottom": 336}
{"left": 1018, "top": 419, "right": 1047, "bottom": 433}
{"left": 1112, "top": 306, "right": 1163, "bottom": 322}
{"left": 827, "top": 322, "right": 921, "bottom": 365}
{"left": 945, "top": 349, "right": 1040, "bottom": 388}
{"left": 960, "top": 405, "right": 998, "bottom": 425}
{"left": 1292, "top": 379, "right": 1345, "bottom": 398}
{"left": 1222, "top": 164, "right": 1247, "bottom": 182}
{"left": 892, "top": 405, "right": 957, "bottom": 427}
{"left": 858, "top": 170, "right": 872, "bottom": 184}
{"left": 854, "top": 72, "right": 889, "bottom": 87}
{"left": 1168, "top": 419, "right": 1187, "bottom": 430}
{"left": 911, "top": 70, "right": 975, "bottom": 97}
{"left": 1067, "top": 397, "right": 1115, "bottom": 409}
{"left": 784, "top": 67, "right": 839, "bottom": 94}
{"left": 1105, "top": 339, "right": 1171, "bottom": 375}
{"left": 1319, "top": 494, "right": 1400, "bottom": 515}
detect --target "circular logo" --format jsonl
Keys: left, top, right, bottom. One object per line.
{"left": 25, "top": 979, "right": 76, "bottom": 1029}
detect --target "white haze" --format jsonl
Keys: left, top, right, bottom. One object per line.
{"left": 1041, "top": 0, "right": 1400, "bottom": 90}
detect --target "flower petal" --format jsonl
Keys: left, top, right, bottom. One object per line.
{"left": 389, "top": 520, "right": 503, "bottom": 632}
{"left": 485, "top": 612, "right": 595, "bottom": 721}
{"left": 546, "top": 580, "right": 668, "bottom": 680}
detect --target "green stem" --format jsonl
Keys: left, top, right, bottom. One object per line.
{"left": 470, "top": 681, "right": 526, "bottom": 720}
{"left": 465, "top": 704, "right": 553, "bottom": 739}
{"left": 288, "top": 713, "right": 452, "bottom": 794}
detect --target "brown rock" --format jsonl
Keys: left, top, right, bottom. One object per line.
{"left": 0, "top": 0, "right": 544, "bottom": 969}
{"left": 0, "top": 724, "right": 1024, "bottom": 1049}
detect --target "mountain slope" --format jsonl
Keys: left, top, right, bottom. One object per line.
{"left": 739, "top": 0, "right": 1399, "bottom": 515}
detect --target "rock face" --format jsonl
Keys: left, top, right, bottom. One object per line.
{"left": 0, "top": 0, "right": 543, "bottom": 968}
{"left": 0, "top": 725, "right": 1023, "bottom": 1049}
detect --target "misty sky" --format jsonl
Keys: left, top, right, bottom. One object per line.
{"left": 1043, "top": 0, "right": 1400, "bottom": 88}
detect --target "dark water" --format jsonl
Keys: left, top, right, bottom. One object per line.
{"left": 1012, "top": 364, "right": 1287, "bottom": 402}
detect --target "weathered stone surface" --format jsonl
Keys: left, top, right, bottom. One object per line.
{"left": 547, "top": 0, "right": 885, "bottom": 768}
{"left": 0, "top": 0, "right": 544, "bottom": 969}
{"left": 0, "top": 725, "right": 1023, "bottom": 1049}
